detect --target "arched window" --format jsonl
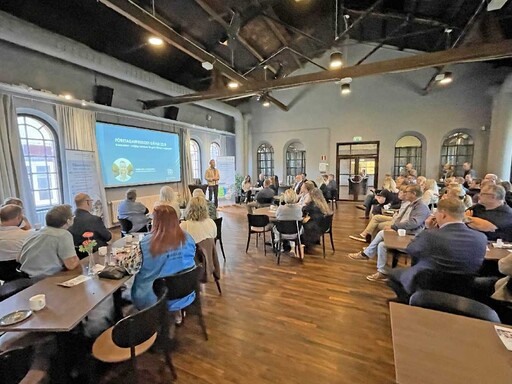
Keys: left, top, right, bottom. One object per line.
{"left": 394, "top": 135, "right": 422, "bottom": 177}
{"left": 257, "top": 143, "right": 274, "bottom": 178}
{"left": 210, "top": 142, "right": 221, "bottom": 161}
{"left": 440, "top": 132, "right": 474, "bottom": 177}
{"left": 190, "top": 139, "right": 201, "bottom": 180}
{"left": 286, "top": 142, "right": 306, "bottom": 183}
{"left": 17, "top": 115, "right": 62, "bottom": 209}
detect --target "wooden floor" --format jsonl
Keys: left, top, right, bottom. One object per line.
{"left": 107, "top": 202, "right": 398, "bottom": 384}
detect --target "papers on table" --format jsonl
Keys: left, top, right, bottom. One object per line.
{"left": 495, "top": 325, "right": 512, "bottom": 351}
{"left": 58, "top": 275, "right": 91, "bottom": 287}
{"left": 491, "top": 242, "right": 512, "bottom": 249}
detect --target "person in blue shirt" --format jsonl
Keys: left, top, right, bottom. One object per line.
{"left": 131, "top": 205, "right": 196, "bottom": 323}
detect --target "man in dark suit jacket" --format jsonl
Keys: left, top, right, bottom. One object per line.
{"left": 68, "top": 193, "right": 112, "bottom": 258}
{"left": 387, "top": 198, "right": 487, "bottom": 303}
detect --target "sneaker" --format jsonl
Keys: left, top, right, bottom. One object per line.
{"left": 174, "top": 311, "right": 183, "bottom": 326}
{"left": 356, "top": 205, "right": 366, "bottom": 211}
{"left": 366, "top": 272, "right": 388, "bottom": 282}
{"left": 349, "top": 235, "right": 367, "bottom": 243}
{"left": 348, "top": 251, "right": 369, "bottom": 260}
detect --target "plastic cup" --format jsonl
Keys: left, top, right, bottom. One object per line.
{"left": 397, "top": 229, "right": 407, "bottom": 237}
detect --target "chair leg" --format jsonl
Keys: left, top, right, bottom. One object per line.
{"left": 215, "top": 278, "right": 222, "bottom": 295}
{"left": 322, "top": 234, "right": 326, "bottom": 258}
{"left": 198, "top": 310, "right": 208, "bottom": 341}
{"left": 246, "top": 232, "right": 251, "bottom": 253}
{"left": 263, "top": 231, "right": 266, "bottom": 255}
{"left": 219, "top": 239, "right": 226, "bottom": 261}
{"left": 329, "top": 230, "right": 335, "bottom": 253}
{"left": 164, "top": 350, "right": 178, "bottom": 380}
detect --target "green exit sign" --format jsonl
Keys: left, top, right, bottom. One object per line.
{"left": 353, "top": 136, "right": 362, "bottom": 142}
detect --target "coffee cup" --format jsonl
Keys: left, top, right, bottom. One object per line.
{"left": 98, "top": 246, "right": 108, "bottom": 256}
{"left": 125, "top": 234, "right": 133, "bottom": 244}
{"left": 29, "top": 294, "right": 46, "bottom": 311}
{"left": 397, "top": 229, "right": 407, "bottom": 237}
{"left": 496, "top": 239, "right": 504, "bottom": 248}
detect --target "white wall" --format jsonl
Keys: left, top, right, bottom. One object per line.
{"left": 246, "top": 44, "right": 511, "bottom": 185}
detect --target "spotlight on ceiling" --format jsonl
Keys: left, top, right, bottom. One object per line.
{"left": 227, "top": 80, "right": 239, "bottom": 89}
{"left": 148, "top": 36, "right": 164, "bottom": 46}
{"left": 201, "top": 61, "right": 214, "bottom": 70}
{"left": 262, "top": 99, "right": 271, "bottom": 107}
{"left": 60, "top": 93, "right": 73, "bottom": 100}
{"left": 329, "top": 52, "right": 343, "bottom": 70}
{"left": 340, "top": 83, "right": 351, "bottom": 95}
{"left": 435, "top": 71, "right": 453, "bottom": 85}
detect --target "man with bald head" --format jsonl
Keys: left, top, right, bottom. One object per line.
{"left": 484, "top": 173, "right": 499, "bottom": 184}
{"left": 68, "top": 193, "right": 111, "bottom": 257}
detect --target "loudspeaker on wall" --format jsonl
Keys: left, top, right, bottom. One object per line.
{"left": 164, "top": 106, "right": 179, "bottom": 120}
{"left": 93, "top": 85, "right": 114, "bottom": 106}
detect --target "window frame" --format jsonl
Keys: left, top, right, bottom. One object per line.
{"left": 190, "top": 139, "right": 202, "bottom": 181}
{"left": 256, "top": 143, "right": 274, "bottom": 178}
{"left": 210, "top": 142, "right": 221, "bottom": 162}
{"left": 285, "top": 142, "right": 306, "bottom": 181}
{"left": 393, "top": 135, "right": 423, "bottom": 178}
{"left": 440, "top": 132, "right": 474, "bottom": 177}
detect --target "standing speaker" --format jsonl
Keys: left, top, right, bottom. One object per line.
{"left": 93, "top": 85, "right": 114, "bottom": 106}
{"left": 164, "top": 106, "right": 179, "bottom": 120}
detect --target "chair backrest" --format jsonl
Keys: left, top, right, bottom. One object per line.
{"left": 318, "top": 213, "right": 334, "bottom": 233}
{"left": 275, "top": 220, "right": 303, "bottom": 235}
{"left": 411, "top": 269, "right": 476, "bottom": 298}
{"left": 118, "top": 218, "right": 133, "bottom": 234}
{"left": 0, "top": 346, "right": 34, "bottom": 384}
{"left": 214, "top": 217, "right": 222, "bottom": 240}
{"left": 111, "top": 286, "right": 168, "bottom": 349}
{"left": 410, "top": 290, "right": 501, "bottom": 323}
{"left": 247, "top": 214, "right": 270, "bottom": 228}
{"left": 153, "top": 265, "right": 202, "bottom": 301}
{"left": 0, "top": 278, "right": 33, "bottom": 302}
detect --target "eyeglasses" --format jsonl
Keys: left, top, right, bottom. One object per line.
{"left": 479, "top": 192, "right": 496, "bottom": 197}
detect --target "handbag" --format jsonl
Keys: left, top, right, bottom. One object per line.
{"left": 116, "top": 242, "right": 143, "bottom": 275}
{"left": 98, "top": 266, "right": 126, "bottom": 280}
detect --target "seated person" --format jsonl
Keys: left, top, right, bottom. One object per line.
{"left": 0, "top": 204, "right": 32, "bottom": 281}
{"left": 68, "top": 193, "right": 112, "bottom": 259}
{"left": 270, "top": 175, "right": 279, "bottom": 195}
{"left": 19, "top": 204, "right": 80, "bottom": 278}
{"left": 2, "top": 197, "right": 32, "bottom": 230}
{"left": 348, "top": 185, "right": 431, "bottom": 282}
{"left": 387, "top": 198, "right": 487, "bottom": 303}
{"left": 361, "top": 176, "right": 398, "bottom": 219}
{"left": 256, "top": 173, "right": 265, "bottom": 188}
{"left": 274, "top": 189, "right": 303, "bottom": 253}
{"left": 465, "top": 184, "right": 512, "bottom": 242}
{"left": 421, "top": 179, "right": 439, "bottom": 208}
{"left": 132, "top": 205, "right": 196, "bottom": 324}
{"left": 155, "top": 185, "right": 181, "bottom": 216}
{"left": 501, "top": 181, "right": 512, "bottom": 208}
{"left": 302, "top": 188, "right": 331, "bottom": 252}
{"left": 117, "top": 188, "right": 150, "bottom": 233}
{"left": 247, "top": 178, "right": 276, "bottom": 213}
{"left": 180, "top": 197, "right": 217, "bottom": 243}
{"left": 192, "top": 188, "right": 217, "bottom": 219}
{"left": 298, "top": 181, "right": 315, "bottom": 207}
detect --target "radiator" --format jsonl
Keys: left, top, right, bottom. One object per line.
{"left": 109, "top": 195, "right": 160, "bottom": 226}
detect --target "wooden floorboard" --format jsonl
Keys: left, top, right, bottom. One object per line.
{"left": 106, "top": 202, "right": 398, "bottom": 384}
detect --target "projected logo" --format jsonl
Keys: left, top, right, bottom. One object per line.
{"left": 112, "top": 158, "right": 134, "bottom": 182}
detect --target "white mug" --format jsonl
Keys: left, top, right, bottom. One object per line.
{"left": 397, "top": 229, "right": 407, "bottom": 237}
{"left": 496, "top": 239, "right": 504, "bottom": 248}
{"left": 98, "top": 246, "right": 108, "bottom": 256}
{"left": 29, "top": 294, "right": 46, "bottom": 311}
{"left": 125, "top": 234, "right": 133, "bottom": 244}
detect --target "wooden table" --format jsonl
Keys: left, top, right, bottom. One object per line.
{"left": 0, "top": 257, "right": 130, "bottom": 332}
{"left": 253, "top": 207, "right": 276, "bottom": 219}
{"left": 390, "top": 303, "right": 512, "bottom": 384}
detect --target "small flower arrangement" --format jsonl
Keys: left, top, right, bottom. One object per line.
{"left": 79, "top": 232, "right": 97, "bottom": 255}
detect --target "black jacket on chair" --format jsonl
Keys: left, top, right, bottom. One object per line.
{"left": 69, "top": 209, "right": 112, "bottom": 254}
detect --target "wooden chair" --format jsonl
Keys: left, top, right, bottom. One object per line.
{"left": 91, "top": 286, "right": 175, "bottom": 382}
{"left": 274, "top": 220, "right": 303, "bottom": 265}
{"left": 410, "top": 290, "right": 501, "bottom": 323}
{"left": 246, "top": 214, "right": 274, "bottom": 255}
{"left": 118, "top": 218, "right": 133, "bottom": 237}
{"left": 214, "top": 217, "right": 226, "bottom": 261}
{"left": 154, "top": 265, "right": 208, "bottom": 341}
{"left": 0, "top": 346, "right": 34, "bottom": 384}
{"left": 319, "top": 213, "right": 335, "bottom": 258}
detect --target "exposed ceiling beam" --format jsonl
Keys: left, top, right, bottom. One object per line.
{"left": 345, "top": 8, "right": 449, "bottom": 28}
{"left": 142, "top": 39, "right": 512, "bottom": 109}
{"left": 337, "top": 0, "right": 385, "bottom": 42}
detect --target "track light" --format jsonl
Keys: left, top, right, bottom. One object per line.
{"left": 435, "top": 71, "right": 453, "bottom": 85}
{"left": 227, "top": 80, "right": 239, "bottom": 89}
{"left": 341, "top": 83, "right": 351, "bottom": 95}
{"left": 262, "top": 99, "right": 270, "bottom": 107}
{"left": 329, "top": 52, "right": 343, "bottom": 69}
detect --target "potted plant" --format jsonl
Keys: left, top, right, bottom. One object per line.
{"left": 234, "top": 174, "right": 244, "bottom": 204}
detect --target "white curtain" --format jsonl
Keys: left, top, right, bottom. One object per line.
{"left": 0, "top": 94, "right": 37, "bottom": 223}
{"left": 181, "top": 128, "right": 194, "bottom": 201}
{"left": 56, "top": 105, "right": 96, "bottom": 151}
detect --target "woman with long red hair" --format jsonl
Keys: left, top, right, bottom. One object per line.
{"left": 132, "top": 205, "right": 196, "bottom": 317}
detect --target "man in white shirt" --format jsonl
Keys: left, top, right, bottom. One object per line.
{"left": 0, "top": 204, "right": 32, "bottom": 281}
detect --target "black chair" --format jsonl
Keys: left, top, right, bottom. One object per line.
{"left": 0, "top": 260, "right": 29, "bottom": 282}
{"left": 91, "top": 286, "right": 175, "bottom": 382}
{"left": 214, "top": 217, "right": 226, "bottom": 262}
{"left": 246, "top": 214, "right": 274, "bottom": 255}
{"left": 0, "top": 278, "right": 33, "bottom": 302}
{"left": 411, "top": 269, "right": 477, "bottom": 299}
{"left": 154, "top": 265, "right": 208, "bottom": 341}
{"left": 274, "top": 220, "right": 303, "bottom": 265}
{"left": 0, "top": 346, "right": 34, "bottom": 384}
{"left": 118, "top": 218, "right": 133, "bottom": 237}
{"left": 409, "top": 290, "right": 501, "bottom": 323}
{"left": 329, "top": 189, "right": 338, "bottom": 210}
{"left": 319, "top": 213, "right": 335, "bottom": 258}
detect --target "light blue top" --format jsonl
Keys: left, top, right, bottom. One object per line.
{"left": 118, "top": 199, "right": 150, "bottom": 232}
{"left": 132, "top": 232, "right": 196, "bottom": 311}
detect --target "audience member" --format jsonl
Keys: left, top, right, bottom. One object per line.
{"left": 180, "top": 196, "right": 217, "bottom": 243}
{"left": 302, "top": 188, "right": 331, "bottom": 252}
{"left": 421, "top": 179, "right": 439, "bottom": 208}
{"left": 68, "top": 193, "right": 111, "bottom": 258}
{"left": 19, "top": 205, "right": 80, "bottom": 277}
{"left": 443, "top": 185, "right": 473, "bottom": 209}
{"left": 132, "top": 205, "right": 196, "bottom": 324}
{"left": 466, "top": 184, "right": 512, "bottom": 241}
{"left": 247, "top": 179, "right": 276, "bottom": 213}
{"left": 242, "top": 175, "right": 253, "bottom": 203}
{"left": 441, "top": 163, "right": 454, "bottom": 180}
{"left": 0, "top": 204, "right": 32, "bottom": 281}
{"left": 387, "top": 198, "right": 487, "bottom": 303}
{"left": 400, "top": 163, "right": 417, "bottom": 178}
{"left": 462, "top": 162, "right": 476, "bottom": 179}
{"left": 348, "top": 185, "right": 430, "bottom": 282}
{"left": 500, "top": 181, "right": 512, "bottom": 208}
{"left": 257, "top": 173, "right": 265, "bottom": 188}
{"left": 361, "top": 176, "right": 399, "bottom": 219}
{"left": 192, "top": 188, "right": 217, "bottom": 219}
{"left": 484, "top": 173, "right": 499, "bottom": 183}
{"left": 293, "top": 174, "right": 304, "bottom": 194}
{"left": 326, "top": 174, "right": 337, "bottom": 199}
{"left": 270, "top": 175, "right": 279, "bottom": 195}
{"left": 117, "top": 189, "right": 150, "bottom": 232}
{"left": 2, "top": 197, "right": 32, "bottom": 230}
{"left": 275, "top": 189, "right": 303, "bottom": 253}
{"left": 155, "top": 186, "right": 181, "bottom": 216}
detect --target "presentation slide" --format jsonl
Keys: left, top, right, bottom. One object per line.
{"left": 95, "top": 122, "right": 181, "bottom": 187}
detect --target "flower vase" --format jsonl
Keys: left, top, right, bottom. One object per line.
{"left": 88, "top": 252, "right": 95, "bottom": 276}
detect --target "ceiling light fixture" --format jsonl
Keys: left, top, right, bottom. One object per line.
{"left": 81, "top": 100, "right": 87, "bottom": 106}
{"left": 60, "top": 93, "right": 73, "bottom": 100}
{"left": 227, "top": 80, "right": 239, "bottom": 89}
{"left": 201, "top": 61, "right": 214, "bottom": 70}
{"left": 148, "top": 36, "right": 163, "bottom": 46}
{"left": 262, "top": 99, "right": 270, "bottom": 107}
{"left": 435, "top": 71, "right": 453, "bottom": 85}
{"left": 340, "top": 83, "right": 351, "bottom": 95}
{"left": 329, "top": 52, "right": 343, "bottom": 70}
